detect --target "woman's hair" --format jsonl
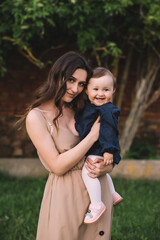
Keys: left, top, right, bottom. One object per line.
{"left": 18, "top": 51, "right": 92, "bottom": 128}
{"left": 91, "top": 67, "right": 116, "bottom": 89}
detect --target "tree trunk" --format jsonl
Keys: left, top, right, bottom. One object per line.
{"left": 120, "top": 57, "right": 160, "bottom": 157}
{"left": 116, "top": 47, "right": 133, "bottom": 108}
{"left": 145, "top": 86, "right": 160, "bottom": 109}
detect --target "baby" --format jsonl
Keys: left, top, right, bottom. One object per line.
{"left": 75, "top": 67, "right": 123, "bottom": 224}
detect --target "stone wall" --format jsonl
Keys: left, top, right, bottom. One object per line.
{"left": 0, "top": 51, "right": 160, "bottom": 157}
{"left": 0, "top": 158, "right": 160, "bottom": 180}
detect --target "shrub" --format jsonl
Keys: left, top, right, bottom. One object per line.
{"left": 124, "top": 140, "right": 158, "bottom": 159}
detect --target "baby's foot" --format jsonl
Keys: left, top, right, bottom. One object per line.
{"left": 112, "top": 192, "right": 123, "bottom": 205}
{"left": 84, "top": 202, "right": 107, "bottom": 224}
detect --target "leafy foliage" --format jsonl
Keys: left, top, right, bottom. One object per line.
{"left": 1, "top": 0, "right": 160, "bottom": 75}
{"left": 125, "top": 140, "right": 158, "bottom": 159}
{"left": 0, "top": 0, "right": 57, "bottom": 73}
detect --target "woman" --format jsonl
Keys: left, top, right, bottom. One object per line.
{"left": 25, "top": 51, "right": 114, "bottom": 240}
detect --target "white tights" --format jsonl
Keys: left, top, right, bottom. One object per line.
{"left": 82, "top": 155, "right": 115, "bottom": 204}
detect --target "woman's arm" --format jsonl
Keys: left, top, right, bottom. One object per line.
{"left": 85, "top": 158, "right": 114, "bottom": 178}
{"left": 26, "top": 109, "right": 100, "bottom": 176}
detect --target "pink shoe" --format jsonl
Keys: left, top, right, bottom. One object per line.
{"left": 84, "top": 202, "right": 107, "bottom": 224}
{"left": 112, "top": 192, "right": 123, "bottom": 205}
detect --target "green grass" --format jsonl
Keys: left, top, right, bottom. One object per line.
{"left": 111, "top": 178, "right": 160, "bottom": 240}
{"left": 0, "top": 173, "right": 45, "bottom": 240}
{"left": 0, "top": 173, "right": 160, "bottom": 240}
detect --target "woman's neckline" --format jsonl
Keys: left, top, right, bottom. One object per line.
{"left": 57, "top": 126, "right": 79, "bottom": 137}
{"left": 35, "top": 107, "right": 79, "bottom": 138}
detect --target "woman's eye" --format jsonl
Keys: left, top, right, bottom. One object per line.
{"left": 79, "top": 82, "right": 86, "bottom": 87}
{"left": 68, "top": 78, "right": 74, "bottom": 82}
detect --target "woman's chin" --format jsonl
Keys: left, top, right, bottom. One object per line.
{"left": 62, "top": 97, "right": 73, "bottom": 104}
{"left": 62, "top": 94, "right": 77, "bottom": 103}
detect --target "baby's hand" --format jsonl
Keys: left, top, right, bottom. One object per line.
{"left": 103, "top": 152, "right": 113, "bottom": 165}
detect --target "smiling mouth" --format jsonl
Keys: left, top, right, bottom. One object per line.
{"left": 95, "top": 98, "right": 105, "bottom": 100}
{"left": 67, "top": 92, "right": 76, "bottom": 97}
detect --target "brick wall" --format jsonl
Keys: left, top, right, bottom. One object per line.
{"left": 0, "top": 52, "right": 160, "bottom": 157}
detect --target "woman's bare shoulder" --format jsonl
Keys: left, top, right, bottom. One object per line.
{"left": 26, "top": 108, "right": 50, "bottom": 145}
{"left": 26, "top": 109, "right": 45, "bottom": 130}
{"left": 26, "top": 109, "right": 41, "bottom": 122}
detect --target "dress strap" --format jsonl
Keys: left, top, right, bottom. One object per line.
{"left": 34, "top": 108, "right": 53, "bottom": 135}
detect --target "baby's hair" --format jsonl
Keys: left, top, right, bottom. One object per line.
{"left": 92, "top": 67, "right": 117, "bottom": 89}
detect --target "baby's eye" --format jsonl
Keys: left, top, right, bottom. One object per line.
{"left": 93, "top": 88, "right": 98, "bottom": 91}
{"left": 104, "top": 89, "right": 109, "bottom": 91}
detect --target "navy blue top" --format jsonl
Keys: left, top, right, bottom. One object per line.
{"left": 75, "top": 98, "right": 121, "bottom": 164}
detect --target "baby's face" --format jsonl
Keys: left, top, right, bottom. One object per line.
{"left": 86, "top": 75, "right": 115, "bottom": 106}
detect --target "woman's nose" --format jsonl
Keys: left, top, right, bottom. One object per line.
{"left": 71, "top": 83, "right": 78, "bottom": 93}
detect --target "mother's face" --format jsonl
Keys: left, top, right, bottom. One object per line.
{"left": 62, "top": 68, "right": 87, "bottom": 103}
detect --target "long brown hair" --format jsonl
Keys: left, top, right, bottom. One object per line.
{"left": 18, "top": 51, "right": 92, "bottom": 128}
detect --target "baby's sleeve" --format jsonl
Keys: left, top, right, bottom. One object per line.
{"left": 74, "top": 113, "right": 82, "bottom": 135}
{"left": 99, "top": 105, "right": 120, "bottom": 155}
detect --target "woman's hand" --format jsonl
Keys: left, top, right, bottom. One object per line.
{"left": 85, "top": 157, "right": 114, "bottom": 178}
{"left": 89, "top": 116, "right": 100, "bottom": 142}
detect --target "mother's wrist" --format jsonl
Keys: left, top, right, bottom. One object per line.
{"left": 88, "top": 131, "right": 97, "bottom": 143}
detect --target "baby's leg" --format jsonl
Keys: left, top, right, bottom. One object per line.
{"left": 82, "top": 155, "right": 106, "bottom": 224}
{"left": 82, "top": 155, "right": 103, "bottom": 204}
{"left": 106, "top": 174, "right": 123, "bottom": 205}
{"left": 106, "top": 174, "right": 115, "bottom": 195}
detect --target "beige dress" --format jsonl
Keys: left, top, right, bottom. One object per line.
{"left": 35, "top": 108, "right": 113, "bottom": 240}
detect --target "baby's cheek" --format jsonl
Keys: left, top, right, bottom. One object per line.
{"left": 108, "top": 93, "right": 112, "bottom": 100}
